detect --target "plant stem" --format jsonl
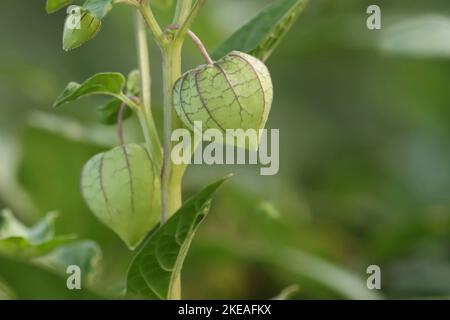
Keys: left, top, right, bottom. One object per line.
{"left": 117, "top": 102, "right": 127, "bottom": 145}
{"left": 135, "top": 12, "right": 162, "bottom": 168}
{"left": 138, "top": 0, "right": 165, "bottom": 46}
{"left": 136, "top": 12, "right": 152, "bottom": 116}
{"left": 186, "top": 30, "right": 213, "bottom": 64}
{"left": 137, "top": 0, "right": 206, "bottom": 300}
{"left": 175, "top": 0, "right": 207, "bottom": 41}
{"left": 158, "top": 39, "right": 184, "bottom": 302}
{"left": 161, "top": 43, "right": 183, "bottom": 224}
{"left": 168, "top": 25, "right": 213, "bottom": 65}
{"left": 173, "top": 0, "right": 193, "bottom": 25}
{"left": 160, "top": 1, "right": 204, "bottom": 300}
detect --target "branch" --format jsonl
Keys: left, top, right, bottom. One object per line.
{"left": 136, "top": 13, "right": 152, "bottom": 114}
{"left": 138, "top": 1, "right": 165, "bottom": 45}
{"left": 173, "top": 0, "right": 193, "bottom": 26}
{"left": 119, "top": 93, "right": 141, "bottom": 109}
{"left": 168, "top": 25, "right": 213, "bottom": 64}
{"left": 175, "top": 0, "right": 207, "bottom": 42}
{"left": 117, "top": 102, "right": 127, "bottom": 145}
{"left": 135, "top": 12, "right": 163, "bottom": 168}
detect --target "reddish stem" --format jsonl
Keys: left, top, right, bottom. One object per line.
{"left": 117, "top": 102, "right": 127, "bottom": 145}
{"left": 167, "top": 24, "right": 214, "bottom": 65}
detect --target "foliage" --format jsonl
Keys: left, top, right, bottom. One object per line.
{"left": 32, "top": 0, "right": 307, "bottom": 300}
{"left": 0, "top": 0, "right": 448, "bottom": 300}
{"left": 0, "top": 209, "right": 74, "bottom": 258}
{"left": 127, "top": 176, "right": 228, "bottom": 299}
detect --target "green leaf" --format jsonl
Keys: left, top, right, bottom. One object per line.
{"left": 0, "top": 236, "right": 74, "bottom": 258}
{"left": 83, "top": 0, "right": 114, "bottom": 19}
{"left": 63, "top": 7, "right": 101, "bottom": 51}
{"left": 35, "top": 240, "right": 102, "bottom": 281}
{"left": 212, "top": 0, "right": 308, "bottom": 62}
{"left": 0, "top": 254, "right": 101, "bottom": 299}
{"left": 46, "top": 0, "right": 74, "bottom": 13}
{"left": 96, "top": 99, "right": 132, "bottom": 125}
{"left": 0, "top": 209, "right": 28, "bottom": 239}
{"left": 53, "top": 72, "right": 126, "bottom": 108}
{"left": 0, "top": 209, "right": 75, "bottom": 258}
{"left": 126, "top": 175, "right": 230, "bottom": 299}
{"left": 126, "top": 69, "right": 141, "bottom": 97}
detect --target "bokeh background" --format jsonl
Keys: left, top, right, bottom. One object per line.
{"left": 0, "top": 0, "right": 449, "bottom": 299}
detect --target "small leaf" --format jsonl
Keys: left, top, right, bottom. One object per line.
{"left": 46, "top": 0, "right": 74, "bottom": 13}
{"left": 0, "top": 209, "right": 28, "bottom": 239}
{"left": 126, "top": 175, "right": 230, "bottom": 299}
{"left": 81, "top": 144, "right": 161, "bottom": 250}
{"left": 96, "top": 99, "right": 132, "bottom": 125}
{"left": 83, "top": 0, "right": 114, "bottom": 19}
{"left": 53, "top": 72, "right": 126, "bottom": 108}
{"left": 126, "top": 69, "right": 141, "bottom": 97}
{"left": 27, "top": 212, "right": 59, "bottom": 243}
{"left": 212, "top": 0, "right": 308, "bottom": 62}
{"left": 0, "top": 210, "right": 75, "bottom": 258}
{"left": 35, "top": 240, "right": 102, "bottom": 281}
{"left": 0, "top": 254, "right": 101, "bottom": 299}
{"left": 63, "top": 7, "right": 101, "bottom": 51}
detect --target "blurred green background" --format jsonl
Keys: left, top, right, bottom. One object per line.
{"left": 0, "top": 0, "right": 449, "bottom": 299}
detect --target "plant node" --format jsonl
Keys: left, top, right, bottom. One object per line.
{"left": 167, "top": 24, "right": 213, "bottom": 65}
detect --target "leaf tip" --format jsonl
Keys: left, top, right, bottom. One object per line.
{"left": 223, "top": 173, "right": 234, "bottom": 180}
